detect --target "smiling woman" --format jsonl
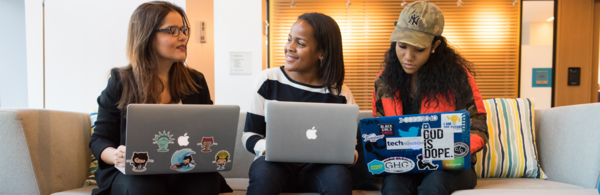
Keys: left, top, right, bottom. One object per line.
{"left": 89, "top": 1, "right": 231, "bottom": 195}
{"left": 242, "top": 12, "right": 358, "bottom": 195}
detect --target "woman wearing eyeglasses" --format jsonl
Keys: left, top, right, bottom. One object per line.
{"left": 89, "top": 2, "right": 231, "bottom": 195}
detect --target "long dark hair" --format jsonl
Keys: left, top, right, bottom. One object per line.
{"left": 297, "top": 13, "right": 344, "bottom": 96}
{"left": 380, "top": 36, "right": 475, "bottom": 109}
{"left": 117, "top": 1, "right": 199, "bottom": 109}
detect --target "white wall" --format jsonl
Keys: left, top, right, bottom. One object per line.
{"left": 520, "top": 1, "right": 554, "bottom": 109}
{"left": 0, "top": 0, "right": 29, "bottom": 108}
{"left": 43, "top": 0, "right": 185, "bottom": 113}
{"left": 213, "top": 0, "right": 263, "bottom": 112}
{"left": 521, "top": 45, "right": 553, "bottom": 109}
{"left": 25, "top": 0, "right": 44, "bottom": 109}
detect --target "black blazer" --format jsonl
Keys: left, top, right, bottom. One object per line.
{"left": 90, "top": 68, "right": 231, "bottom": 194}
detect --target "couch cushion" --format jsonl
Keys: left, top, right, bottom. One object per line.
{"left": 219, "top": 112, "right": 255, "bottom": 179}
{"left": 537, "top": 103, "right": 600, "bottom": 189}
{"left": 474, "top": 178, "right": 584, "bottom": 189}
{"left": 84, "top": 110, "right": 99, "bottom": 187}
{"left": 453, "top": 189, "right": 598, "bottom": 195}
{"left": 1, "top": 109, "right": 91, "bottom": 195}
{"left": 475, "top": 98, "right": 546, "bottom": 178}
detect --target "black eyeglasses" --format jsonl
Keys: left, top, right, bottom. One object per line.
{"left": 156, "top": 26, "right": 189, "bottom": 37}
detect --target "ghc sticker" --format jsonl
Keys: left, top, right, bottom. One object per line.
{"left": 383, "top": 157, "right": 415, "bottom": 173}
{"left": 367, "top": 160, "right": 385, "bottom": 174}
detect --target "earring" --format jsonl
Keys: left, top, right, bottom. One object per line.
{"left": 431, "top": 50, "right": 435, "bottom": 54}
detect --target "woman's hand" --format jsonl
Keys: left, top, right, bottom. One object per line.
{"left": 347, "top": 139, "right": 359, "bottom": 167}
{"left": 114, "top": 145, "right": 126, "bottom": 168}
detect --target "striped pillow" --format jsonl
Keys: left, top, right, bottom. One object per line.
{"left": 474, "top": 98, "right": 546, "bottom": 178}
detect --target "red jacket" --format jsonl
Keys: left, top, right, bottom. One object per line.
{"left": 371, "top": 69, "right": 489, "bottom": 163}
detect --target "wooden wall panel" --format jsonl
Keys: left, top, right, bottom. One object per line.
{"left": 592, "top": 0, "right": 600, "bottom": 102}
{"left": 554, "top": 0, "right": 595, "bottom": 106}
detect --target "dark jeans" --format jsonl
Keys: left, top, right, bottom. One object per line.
{"left": 109, "top": 172, "right": 221, "bottom": 195}
{"left": 381, "top": 168, "right": 477, "bottom": 195}
{"left": 247, "top": 156, "right": 353, "bottom": 195}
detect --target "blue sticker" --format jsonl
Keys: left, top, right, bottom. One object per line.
{"left": 170, "top": 148, "right": 196, "bottom": 172}
{"left": 367, "top": 159, "right": 385, "bottom": 174}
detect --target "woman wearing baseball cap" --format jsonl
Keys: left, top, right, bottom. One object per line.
{"left": 372, "top": 1, "right": 488, "bottom": 194}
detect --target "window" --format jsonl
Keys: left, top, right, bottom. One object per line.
{"left": 269, "top": 0, "right": 520, "bottom": 110}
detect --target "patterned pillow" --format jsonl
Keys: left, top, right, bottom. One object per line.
{"left": 474, "top": 98, "right": 546, "bottom": 178}
{"left": 83, "top": 111, "right": 99, "bottom": 186}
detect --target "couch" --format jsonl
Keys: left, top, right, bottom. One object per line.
{"left": 1, "top": 103, "right": 599, "bottom": 195}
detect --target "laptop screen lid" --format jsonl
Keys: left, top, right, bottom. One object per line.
{"left": 358, "top": 111, "right": 471, "bottom": 175}
{"left": 122, "top": 104, "right": 239, "bottom": 175}
{"left": 265, "top": 101, "right": 358, "bottom": 164}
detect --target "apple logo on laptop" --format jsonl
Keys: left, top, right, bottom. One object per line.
{"left": 178, "top": 133, "right": 190, "bottom": 146}
{"left": 306, "top": 126, "right": 318, "bottom": 140}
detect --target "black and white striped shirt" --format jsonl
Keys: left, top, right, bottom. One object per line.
{"left": 242, "top": 66, "right": 356, "bottom": 159}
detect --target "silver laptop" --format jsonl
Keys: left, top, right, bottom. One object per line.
{"left": 265, "top": 101, "right": 359, "bottom": 164}
{"left": 118, "top": 104, "right": 239, "bottom": 175}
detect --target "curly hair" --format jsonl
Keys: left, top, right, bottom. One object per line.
{"left": 380, "top": 36, "right": 475, "bottom": 110}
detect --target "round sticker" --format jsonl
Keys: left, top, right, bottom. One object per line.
{"left": 454, "top": 142, "right": 469, "bottom": 158}
{"left": 382, "top": 157, "right": 415, "bottom": 173}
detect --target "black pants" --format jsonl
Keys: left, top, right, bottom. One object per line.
{"left": 109, "top": 172, "right": 221, "bottom": 195}
{"left": 246, "top": 156, "right": 353, "bottom": 195}
{"left": 381, "top": 168, "right": 477, "bottom": 195}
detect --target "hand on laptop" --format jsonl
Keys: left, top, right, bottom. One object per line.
{"left": 114, "top": 145, "right": 126, "bottom": 168}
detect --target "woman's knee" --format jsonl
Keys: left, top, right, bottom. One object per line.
{"left": 248, "top": 157, "right": 292, "bottom": 183}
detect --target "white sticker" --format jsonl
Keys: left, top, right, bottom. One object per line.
{"left": 421, "top": 128, "right": 454, "bottom": 160}
{"left": 386, "top": 137, "right": 424, "bottom": 150}
{"left": 382, "top": 157, "right": 415, "bottom": 173}
{"left": 362, "top": 133, "right": 385, "bottom": 142}
{"left": 441, "top": 113, "right": 464, "bottom": 133}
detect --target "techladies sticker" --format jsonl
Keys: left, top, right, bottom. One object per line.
{"left": 153, "top": 130, "right": 175, "bottom": 152}
{"left": 126, "top": 152, "right": 154, "bottom": 172}
{"left": 382, "top": 157, "right": 415, "bottom": 173}
{"left": 170, "top": 148, "right": 196, "bottom": 172}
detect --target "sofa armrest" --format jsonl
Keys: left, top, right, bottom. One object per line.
{"left": 0, "top": 109, "right": 91, "bottom": 195}
{"left": 536, "top": 103, "right": 600, "bottom": 189}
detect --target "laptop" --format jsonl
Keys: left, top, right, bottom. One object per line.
{"left": 265, "top": 101, "right": 359, "bottom": 164}
{"left": 117, "top": 104, "right": 239, "bottom": 175}
{"left": 359, "top": 111, "right": 471, "bottom": 175}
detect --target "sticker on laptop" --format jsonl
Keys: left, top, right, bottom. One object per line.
{"left": 422, "top": 128, "right": 454, "bottom": 160}
{"left": 170, "top": 148, "right": 197, "bottom": 172}
{"left": 362, "top": 133, "right": 385, "bottom": 142}
{"left": 153, "top": 130, "right": 175, "bottom": 152}
{"left": 442, "top": 113, "right": 465, "bottom": 133}
{"left": 367, "top": 159, "right": 385, "bottom": 174}
{"left": 126, "top": 152, "right": 154, "bottom": 172}
{"left": 382, "top": 157, "right": 415, "bottom": 173}
{"left": 454, "top": 141, "right": 469, "bottom": 158}
{"left": 213, "top": 150, "right": 231, "bottom": 170}
{"left": 416, "top": 154, "right": 439, "bottom": 170}
{"left": 178, "top": 133, "right": 190, "bottom": 146}
{"left": 198, "top": 136, "right": 218, "bottom": 152}
{"left": 379, "top": 124, "right": 395, "bottom": 136}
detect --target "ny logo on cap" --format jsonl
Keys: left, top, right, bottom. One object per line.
{"left": 408, "top": 14, "right": 420, "bottom": 26}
